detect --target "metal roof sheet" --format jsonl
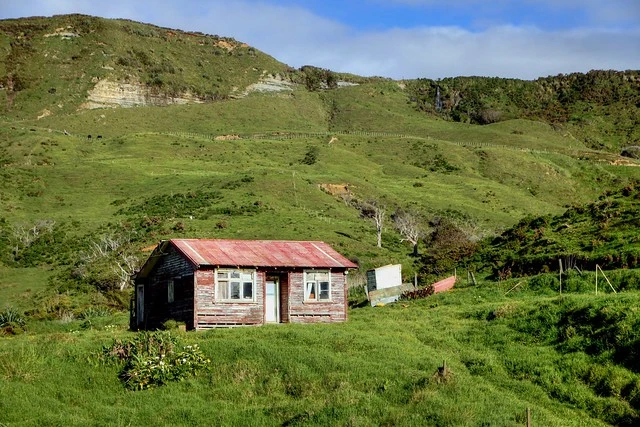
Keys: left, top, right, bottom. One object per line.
{"left": 169, "top": 239, "right": 358, "bottom": 269}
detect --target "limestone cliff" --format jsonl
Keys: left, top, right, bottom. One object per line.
{"left": 81, "top": 79, "right": 205, "bottom": 109}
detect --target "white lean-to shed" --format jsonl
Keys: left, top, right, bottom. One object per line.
{"left": 366, "top": 264, "right": 402, "bottom": 292}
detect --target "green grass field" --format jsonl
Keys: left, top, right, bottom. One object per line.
{"left": 2, "top": 285, "right": 639, "bottom": 426}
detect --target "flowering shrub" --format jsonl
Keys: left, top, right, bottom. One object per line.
{"left": 101, "top": 331, "right": 210, "bottom": 390}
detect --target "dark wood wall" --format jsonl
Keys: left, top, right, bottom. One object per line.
{"left": 139, "top": 245, "right": 195, "bottom": 329}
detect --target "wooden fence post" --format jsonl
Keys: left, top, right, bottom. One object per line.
{"left": 526, "top": 407, "right": 532, "bottom": 427}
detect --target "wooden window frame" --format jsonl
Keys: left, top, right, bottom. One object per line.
{"left": 303, "top": 270, "right": 331, "bottom": 302}
{"left": 215, "top": 268, "right": 256, "bottom": 303}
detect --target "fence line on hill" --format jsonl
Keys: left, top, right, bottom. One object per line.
{"left": 0, "top": 125, "right": 553, "bottom": 156}
{"left": 157, "top": 130, "right": 551, "bottom": 155}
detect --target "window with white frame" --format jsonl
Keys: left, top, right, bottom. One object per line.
{"left": 304, "top": 270, "right": 331, "bottom": 301}
{"left": 216, "top": 269, "right": 255, "bottom": 302}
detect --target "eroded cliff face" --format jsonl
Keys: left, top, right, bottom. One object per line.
{"left": 81, "top": 79, "right": 205, "bottom": 109}
{"left": 81, "top": 74, "right": 297, "bottom": 109}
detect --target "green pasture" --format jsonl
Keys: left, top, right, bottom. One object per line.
{"left": 2, "top": 284, "right": 640, "bottom": 426}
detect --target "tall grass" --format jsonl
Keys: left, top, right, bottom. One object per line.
{"left": 3, "top": 286, "right": 640, "bottom": 425}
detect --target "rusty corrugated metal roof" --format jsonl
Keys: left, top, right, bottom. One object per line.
{"left": 169, "top": 239, "right": 358, "bottom": 269}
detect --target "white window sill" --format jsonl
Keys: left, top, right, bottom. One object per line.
{"left": 216, "top": 300, "right": 258, "bottom": 304}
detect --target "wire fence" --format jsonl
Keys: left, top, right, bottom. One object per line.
{"left": 158, "top": 130, "right": 551, "bottom": 154}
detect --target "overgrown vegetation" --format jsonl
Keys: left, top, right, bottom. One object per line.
{"left": 407, "top": 71, "right": 640, "bottom": 151}
{"left": 100, "top": 331, "right": 210, "bottom": 390}
{"left": 0, "top": 306, "right": 26, "bottom": 335}
{"left": 1, "top": 288, "right": 640, "bottom": 425}
{"left": 475, "top": 182, "right": 640, "bottom": 279}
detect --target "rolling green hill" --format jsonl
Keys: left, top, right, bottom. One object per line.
{"left": 0, "top": 14, "right": 639, "bottom": 306}
{"left": 1, "top": 14, "right": 640, "bottom": 426}
{"left": 0, "top": 14, "right": 290, "bottom": 118}
{"left": 475, "top": 183, "right": 640, "bottom": 279}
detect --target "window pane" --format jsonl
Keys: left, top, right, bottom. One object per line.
{"left": 319, "top": 281, "right": 330, "bottom": 300}
{"left": 230, "top": 282, "right": 240, "bottom": 299}
{"left": 306, "top": 281, "right": 316, "bottom": 300}
{"left": 217, "top": 271, "right": 228, "bottom": 279}
{"left": 243, "top": 282, "right": 253, "bottom": 299}
{"left": 219, "top": 281, "right": 229, "bottom": 300}
{"left": 231, "top": 271, "right": 241, "bottom": 279}
{"left": 316, "top": 272, "right": 329, "bottom": 282}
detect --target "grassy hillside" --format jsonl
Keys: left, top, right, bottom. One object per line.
{"left": 475, "top": 183, "right": 640, "bottom": 279}
{"left": 2, "top": 286, "right": 640, "bottom": 426}
{"left": 0, "top": 14, "right": 290, "bottom": 118}
{"left": 406, "top": 71, "right": 640, "bottom": 152}
{"left": 1, "top": 14, "right": 640, "bottom": 426}
{"left": 1, "top": 82, "right": 639, "bottom": 310}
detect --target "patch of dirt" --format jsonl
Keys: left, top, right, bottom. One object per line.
{"left": 214, "top": 134, "right": 241, "bottom": 141}
{"left": 319, "top": 183, "right": 351, "bottom": 196}
{"left": 37, "top": 109, "right": 52, "bottom": 120}
{"left": 610, "top": 158, "right": 640, "bottom": 167}
{"left": 216, "top": 40, "right": 237, "bottom": 51}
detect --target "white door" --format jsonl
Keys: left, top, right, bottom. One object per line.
{"left": 137, "top": 285, "right": 144, "bottom": 324}
{"left": 265, "top": 280, "right": 279, "bottom": 323}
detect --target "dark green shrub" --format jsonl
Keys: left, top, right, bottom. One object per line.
{"left": 300, "top": 146, "right": 319, "bottom": 165}
{"left": 528, "top": 274, "right": 560, "bottom": 293}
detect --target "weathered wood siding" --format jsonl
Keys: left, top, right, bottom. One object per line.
{"left": 288, "top": 270, "right": 348, "bottom": 323}
{"left": 139, "top": 246, "right": 195, "bottom": 329}
{"left": 195, "top": 268, "right": 265, "bottom": 328}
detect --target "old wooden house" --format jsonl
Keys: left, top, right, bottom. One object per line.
{"left": 133, "top": 239, "right": 358, "bottom": 330}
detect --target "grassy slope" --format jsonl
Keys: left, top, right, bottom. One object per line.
{"left": 2, "top": 287, "right": 639, "bottom": 425}
{"left": 0, "top": 14, "right": 289, "bottom": 119}
{"left": 406, "top": 71, "right": 640, "bottom": 152}
{"left": 1, "top": 85, "right": 638, "bottom": 296}
{"left": 1, "top": 14, "right": 640, "bottom": 426}
{"left": 476, "top": 184, "right": 640, "bottom": 278}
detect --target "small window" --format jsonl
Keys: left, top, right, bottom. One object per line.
{"left": 304, "top": 271, "right": 331, "bottom": 301}
{"left": 167, "top": 279, "right": 174, "bottom": 303}
{"left": 216, "top": 269, "right": 256, "bottom": 302}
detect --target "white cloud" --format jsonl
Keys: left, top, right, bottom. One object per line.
{"left": 322, "top": 25, "right": 640, "bottom": 79}
{"left": 1, "top": 0, "right": 638, "bottom": 79}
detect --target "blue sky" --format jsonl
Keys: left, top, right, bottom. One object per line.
{"left": 1, "top": 0, "right": 638, "bottom": 79}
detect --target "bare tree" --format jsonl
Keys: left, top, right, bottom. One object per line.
{"left": 360, "top": 201, "right": 386, "bottom": 248}
{"left": 112, "top": 252, "right": 140, "bottom": 290}
{"left": 11, "top": 219, "right": 56, "bottom": 257}
{"left": 77, "top": 230, "right": 140, "bottom": 290}
{"left": 393, "top": 209, "right": 427, "bottom": 256}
